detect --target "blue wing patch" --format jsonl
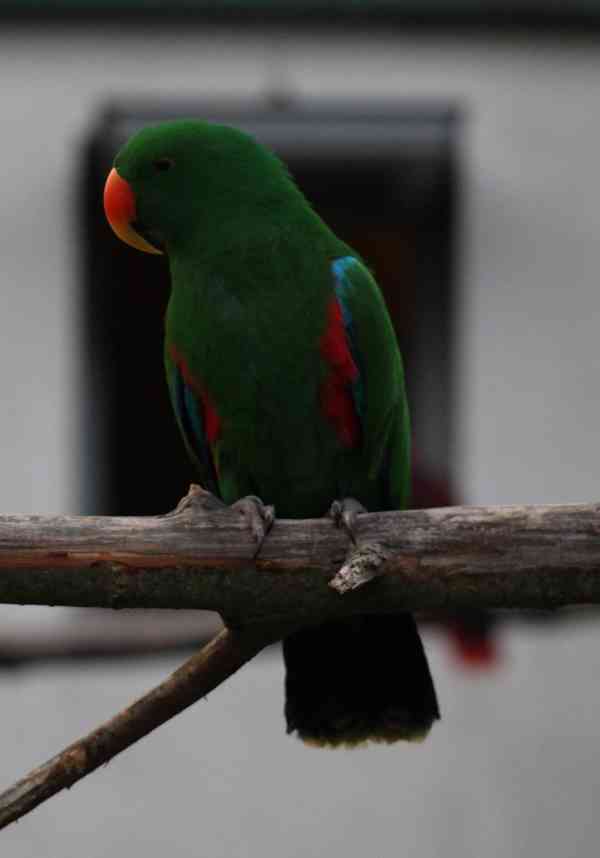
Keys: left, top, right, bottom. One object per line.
{"left": 331, "top": 256, "right": 366, "bottom": 421}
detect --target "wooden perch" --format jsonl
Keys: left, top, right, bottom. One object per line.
{"left": 2, "top": 489, "right": 600, "bottom": 831}
{"left": 0, "top": 492, "right": 599, "bottom": 620}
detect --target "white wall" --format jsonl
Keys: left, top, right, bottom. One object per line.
{"left": 1, "top": 25, "right": 600, "bottom": 857}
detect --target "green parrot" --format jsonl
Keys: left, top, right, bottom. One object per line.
{"left": 104, "top": 119, "right": 439, "bottom": 746}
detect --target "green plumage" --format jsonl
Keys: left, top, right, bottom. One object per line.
{"left": 112, "top": 120, "right": 439, "bottom": 745}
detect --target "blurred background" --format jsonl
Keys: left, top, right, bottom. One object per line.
{"left": 1, "top": 3, "right": 600, "bottom": 856}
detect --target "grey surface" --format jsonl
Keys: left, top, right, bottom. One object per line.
{"left": 0, "top": 24, "right": 599, "bottom": 856}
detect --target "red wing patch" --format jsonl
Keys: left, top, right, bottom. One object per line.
{"left": 168, "top": 343, "right": 221, "bottom": 444}
{"left": 319, "top": 298, "right": 361, "bottom": 448}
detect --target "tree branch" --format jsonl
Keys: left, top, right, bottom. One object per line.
{"left": 2, "top": 492, "right": 600, "bottom": 828}
{"left": 0, "top": 492, "right": 599, "bottom": 619}
{"left": 0, "top": 624, "right": 281, "bottom": 832}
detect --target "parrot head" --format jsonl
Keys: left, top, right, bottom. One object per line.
{"left": 104, "top": 119, "right": 293, "bottom": 256}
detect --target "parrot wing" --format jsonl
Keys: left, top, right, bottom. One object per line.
{"left": 331, "top": 255, "right": 411, "bottom": 509}
{"left": 166, "top": 345, "right": 221, "bottom": 498}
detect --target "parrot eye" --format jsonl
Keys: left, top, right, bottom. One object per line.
{"left": 153, "top": 157, "right": 175, "bottom": 173}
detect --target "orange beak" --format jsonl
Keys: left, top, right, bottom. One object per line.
{"left": 103, "top": 168, "right": 162, "bottom": 255}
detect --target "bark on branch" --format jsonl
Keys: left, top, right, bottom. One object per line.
{"left": 0, "top": 493, "right": 599, "bottom": 619}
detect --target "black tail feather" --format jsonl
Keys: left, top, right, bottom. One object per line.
{"left": 283, "top": 614, "right": 439, "bottom": 746}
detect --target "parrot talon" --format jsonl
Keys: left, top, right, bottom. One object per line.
{"left": 328, "top": 497, "right": 367, "bottom": 545}
{"left": 231, "top": 495, "right": 275, "bottom": 557}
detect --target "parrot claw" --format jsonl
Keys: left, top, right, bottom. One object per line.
{"left": 166, "top": 486, "right": 273, "bottom": 559}
{"left": 231, "top": 495, "right": 275, "bottom": 557}
{"left": 328, "top": 497, "right": 367, "bottom": 545}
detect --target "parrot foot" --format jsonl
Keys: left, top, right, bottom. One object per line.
{"left": 328, "top": 498, "right": 390, "bottom": 594}
{"left": 328, "top": 497, "right": 367, "bottom": 545}
{"left": 231, "top": 495, "right": 275, "bottom": 557}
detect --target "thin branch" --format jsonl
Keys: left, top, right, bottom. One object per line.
{"left": 0, "top": 491, "right": 599, "bottom": 619}
{"left": 0, "top": 624, "right": 281, "bottom": 831}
